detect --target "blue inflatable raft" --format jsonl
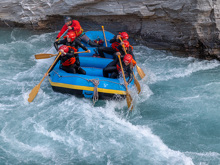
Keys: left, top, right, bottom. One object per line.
{"left": 48, "top": 31, "right": 135, "bottom": 100}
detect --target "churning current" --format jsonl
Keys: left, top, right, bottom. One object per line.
{"left": 0, "top": 28, "right": 220, "bottom": 165}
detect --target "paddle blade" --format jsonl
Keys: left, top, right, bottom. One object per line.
{"left": 126, "top": 91, "right": 133, "bottom": 110}
{"left": 35, "top": 54, "right": 56, "bottom": 59}
{"left": 136, "top": 65, "right": 145, "bottom": 79}
{"left": 134, "top": 77, "right": 141, "bottom": 94}
{"left": 28, "top": 84, "right": 40, "bottom": 102}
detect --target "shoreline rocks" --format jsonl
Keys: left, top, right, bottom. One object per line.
{"left": 1, "top": 0, "right": 220, "bottom": 60}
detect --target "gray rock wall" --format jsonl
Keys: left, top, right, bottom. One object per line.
{"left": 0, "top": 0, "right": 220, "bottom": 59}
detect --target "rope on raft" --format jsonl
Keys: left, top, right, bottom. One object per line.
{"left": 52, "top": 70, "right": 123, "bottom": 86}
{"left": 88, "top": 79, "right": 99, "bottom": 105}
{"left": 51, "top": 71, "right": 125, "bottom": 104}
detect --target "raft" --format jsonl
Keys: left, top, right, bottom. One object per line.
{"left": 48, "top": 31, "right": 135, "bottom": 100}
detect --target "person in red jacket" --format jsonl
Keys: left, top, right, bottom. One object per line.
{"left": 97, "top": 32, "right": 129, "bottom": 58}
{"left": 56, "top": 16, "right": 99, "bottom": 47}
{"left": 58, "top": 45, "right": 86, "bottom": 74}
{"left": 54, "top": 31, "right": 90, "bottom": 54}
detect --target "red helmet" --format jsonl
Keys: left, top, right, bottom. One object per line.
{"left": 120, "top": 32, "right": 129, "bottom": 40}
{"left": 58, "top": 45, "right": 69, "bottom": 53}
{"left": 67, "top": 32, "right": 76, "bottom": 42}
{"left": 123, "top": 40, "right": 130, "bottom": 48}
{"left": 123, "top": 54, "right": 133, "bottom": 63}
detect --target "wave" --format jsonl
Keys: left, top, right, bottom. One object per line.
{"left": 0, "top": 31, "right": 218, "bottom": 164}
{"left": 134, "top": 46, "right": 220, "bottom": 83}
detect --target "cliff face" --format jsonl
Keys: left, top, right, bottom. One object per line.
{"left": 1, "top": 0, "right": 220, "bottom": 59}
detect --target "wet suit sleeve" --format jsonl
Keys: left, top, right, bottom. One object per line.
{"left": 112, "top": 45, "right": 123, "bottom": 58}
{"left": 54, "top": 39, "right": 67, "bottom": 51}
{"left": 117, "top": 45, "right": 126, "bottom": 57}
{"left": 110, "top": 35, "right": 120, "bottom": 43}
{"left": 127, "top": 65, "right": 134, "bottom": 84}
{"left": 75, "top": 39, "right": 88, "bottom": 51}
{"left": 65, "top": 48, "right": 75, "bottom": 58}
{"left": 128, "top": 47, "right": 135, "bottom": 60}
{"left": 74, "top": 40, "right": 87, "bottom": 66}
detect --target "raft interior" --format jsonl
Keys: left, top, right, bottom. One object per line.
{"left": 48, "top": 31, "right": 135, "bottom": 100}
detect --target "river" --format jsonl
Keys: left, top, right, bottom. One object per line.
{"left": 0, "top": 28, "right": 220, "bottom": 165}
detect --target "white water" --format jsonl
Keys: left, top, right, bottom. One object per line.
{"left": 0, "top": 28, "right": 220, "bottom": 164}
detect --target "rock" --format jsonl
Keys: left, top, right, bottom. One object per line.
{"left": 0, "top": 0, "right": 220, "bottom": 59}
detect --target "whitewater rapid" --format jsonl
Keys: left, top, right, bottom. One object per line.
{"left": 0, "top": 28, "right": 220, "bottom": 164}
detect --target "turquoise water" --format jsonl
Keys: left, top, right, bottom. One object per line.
{"left": 0, "top": 28, "right": 220, "bottom": 165}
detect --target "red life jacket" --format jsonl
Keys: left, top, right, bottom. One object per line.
{"left": 111, "top": 42, "right": 120, "bottom": 51}
{"left": 67, "top": 46, "right": 78, "bottom": 52}
{"left": 72, "top": 20, "right": 83, "bottom": 37}
{"left": 56, "top": 20, "right": 83, "bottom": 39}
{"left": 62, "top": 57, "right": 76, "bottom": 66}
{"left": 116, "top": 64, "right": 121, "bottom": 72}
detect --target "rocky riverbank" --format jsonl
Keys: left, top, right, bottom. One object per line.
{"left": 1, "top": 0, "right": 220, "bottom": 60}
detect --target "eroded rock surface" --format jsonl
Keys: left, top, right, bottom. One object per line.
{"left": 1, "top": 0, "right": 220, "bottom": 59}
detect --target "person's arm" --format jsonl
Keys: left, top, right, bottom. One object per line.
{"left": 110, "top": 36, "right": 117, "bottom": 43}
{"left": 128, "top": 47, "right": 135, "bottom": 60}
{"left": 117, "top": 45, "right": 126, "bottom": 57}
{"left": 65, "top": 48, "right": 75, "bottom": 58}
{"left": 56, "top": 24, "right": 68, "bottom": 39}
{"left": 110, "top": 35, "right": 120, "bottom": 43}
{"left": 75, "top": 39, "right": 88, "bottom": 51}
{"left": 114, "top": 52, "right": 121, "bottom": 62}
{"left": 71, "top": 20, "right": 80, "bottom": 31}
{"left": 59, "top": 48, "right": 75, "bottom": 65}
{"left": 127, "top": 65, "right": 134, "bottom": 84}
{"left": 54, "top": 39, "right": 67, "bottom": 51}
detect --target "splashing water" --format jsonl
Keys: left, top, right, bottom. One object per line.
{"left": 0, "top": 28, "right": 220, "bottom": 164}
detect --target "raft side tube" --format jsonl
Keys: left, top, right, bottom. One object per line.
{"left": 79, "top": 56, "right": 113, "bottom": 68}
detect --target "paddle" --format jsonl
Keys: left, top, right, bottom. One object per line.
{"left": 136, "top": 65, "right": 145, "bottom": 79}
{"left": 28, "top": 52, "right": 62, "bottom": 102}
{"left": 119, "top": 37, "right": 141, "bottom": 94}
{"left": 57, "top": 29, "right": 69, "bottom": 41}
{"left": 102, "top": 26, "right": 108, "bottom": 47}
{"left": 133, "top": 73, "right": 141, "bottom": 94}
{"left": 118, "top": 55, "right": 133, "bottom": 110}
{"left": 35, "top": 53, "right": 57, "bottom": 59}
{"left": 35, "top": 51, "right": 89, "bottom": 59}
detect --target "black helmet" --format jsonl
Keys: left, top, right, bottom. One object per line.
{"left": 65, "top": 16, "right": 72, "bottom": 23}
